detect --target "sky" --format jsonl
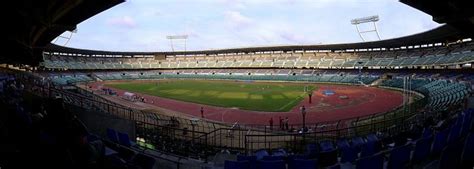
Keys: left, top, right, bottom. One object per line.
{"left": 54, "top": 0, "right": 441, "bottom": 52}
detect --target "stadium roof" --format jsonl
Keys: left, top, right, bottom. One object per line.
{"left": 0, "top": 0, "right": 124, "bottom": 65}
{"left": 401, "top": 0, "right": 474, "bottom": 34}
{"left": 46, "top": 24, "right": 467, "bottom": 56}
{"left": 1, "top": 0, "right": 474, "bottom": 65}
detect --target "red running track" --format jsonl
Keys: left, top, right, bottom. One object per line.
{"left": 91, "top": 82, "right": 403, "bottom": 126}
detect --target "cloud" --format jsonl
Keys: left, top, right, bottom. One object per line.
{"left": 219, "top": 0, "right": 247, "bottom": 9}
{"left": 224, "top": 11, "right": 254, "bottom": 30}
{"left": 70, "top": 0, "right": 440, "bottom": 51}
{"left": 279, "top": 31, "right": 310, "bottom": 44}
{"left": 106, "top": 16, "right": 137, "bottom": 29}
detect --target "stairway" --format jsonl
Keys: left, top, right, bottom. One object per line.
{"left": 89, "top": 73, "right": 102, "bottom": 81}
{"left": 370, "top": 73, "right": 392, "bottom": 86}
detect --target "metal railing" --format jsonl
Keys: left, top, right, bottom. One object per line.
{"left": 22, "top": 74, "right": 435, "bottom": 157}
{"left": 64, "top": 84, "right": 428, "bottom": 154}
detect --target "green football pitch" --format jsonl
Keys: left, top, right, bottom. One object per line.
{"left": 106, "top": 80, "right": 316, "bottom": 112}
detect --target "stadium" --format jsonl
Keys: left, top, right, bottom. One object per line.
{"left": 0, "top": 1, "right": 473, "bottom": 169}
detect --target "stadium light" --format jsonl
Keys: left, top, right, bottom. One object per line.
{"left": 350, "top": 15, "right": 379, "bottom": 24}
{"left": 166, "top": 35, "right": 188, "bottom": 52}
{"left": 351, "top": 15, "right": 381, "bottom": 42}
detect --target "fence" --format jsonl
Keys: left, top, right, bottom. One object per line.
{"left": 18, "top": 72, "right": 434, "bottom": 158}
{"left": 48, "top": 84, "right": 428, "bottom": 154}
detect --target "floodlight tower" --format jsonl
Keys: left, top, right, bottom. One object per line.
{"left": 166, "top": 35, "right": 188, "bottom": 52}
{"left": 351, "top": 15, "right": 381, "bottom": 42}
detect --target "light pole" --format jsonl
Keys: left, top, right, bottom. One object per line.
{"left": 301, "top": 106, "right": 307, "bottom": 132}
{"left": 301, "top": 106, "right": 307, "bottom": 145}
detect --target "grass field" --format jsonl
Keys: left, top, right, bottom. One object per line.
{"left": 106, "top": 80, "right": 316, "bottom": 112}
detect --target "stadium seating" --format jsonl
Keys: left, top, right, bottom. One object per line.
{"left": 106, "top": 128, "right": 119, "bottom": 143}
{"left": 355, "top": 153, "right": 384, "bottom": 169}
{"left": 3, "top": 60, "right": 473, "bottom": 169}
{"left": 41, "top": 42, "right": 474, "bottom": 70}
{"left": 233, "top": 109, "right": 473, "bottom": 169}
{"left": 381, "top": 76, "right": 469, "bottom": 110}
{"left": 387, "top": 144, "right": 412, "bottom": 169}
{"left": 117, "top": 131, "right": 136, "bottom": 147}
{"left": 462, "top": 133, "right": 474, "bottom": 167}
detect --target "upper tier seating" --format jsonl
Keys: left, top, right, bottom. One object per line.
{"left": 42, "top": 42, "right": 474, "bottom": 70}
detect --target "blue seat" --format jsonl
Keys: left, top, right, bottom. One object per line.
{"left": 366, "top": 133, "right": 379, "bottom": 143}
{"left": 106, "top": 128, "right": 119, "bottom": 143}
{"left": 287, "top": 154, "right": 307, "bottom": 161}
{"left": 351, "top": 137, "right": 365, "bottom": 151}
{"left": 431, "top": 127, "right": 449, "bottom": 155}
{"left": 462, "top": 133, "right": 474, "bottom": 167}
{"left": 117, "top": 132, "right": 135, "bottom": 147}
{"left": 304, "top": 143, "right": 319, "bottom": 159}
{"left": 336, "top": 138, "right": 350, "bottom": 149}
{"left": 340, "top": 146, "right": 358, "bottom": 163}
{"left": 237, "top": 155, "right": 257, "bottom": 168}
{"left": 336, "top": 138, "right": 356, "bottom": 163}
{"left": 412, "top": 136, "right": 433, "bottom": 164}
{"left": 255, "top": 149, "right": 269, "bottom": 160}
{"left": 320, "top": 140, "right": 335, "bottom": 152}
{"left": 366, "top": 133, "right": 382, "bottom": 152}
{"left": 288, "top": 159, "right": 317, "bottom": 169}
{"left": 360, "top": 141, "right": 379, "bottom": 157}
{"left": 257, "top": 160, "right": 285, "bottom": 169}
{"left": 287, "top": 154, "right": 308, "bottom": 169}
{"left": 271, "top": 148, "right": 287, "bottom": 157}
{"left": 356, "top": 153, "right": 384, "bottom": 169}
{"left": 461, "top": 114, "right": 473, "bottom": 136}
{"left": 422, "top": 127, "right": 433, "bottom": 138}
{"left": 425, "top": 140, "right": 465, "bottom": 169}
{"left": 387, "top": 144, "right": 412, "bottom": 169}
{"left": 319, "top": 148, "right": 338, "bottom": 167}
{"left": 261, "top": 156, "right": 283, "bottom": 161}
{"left": 447, "top": 123, "right": 462, "bottom": 144}
{"left": 225, "top": 160, "right": 250, "bottom": 169}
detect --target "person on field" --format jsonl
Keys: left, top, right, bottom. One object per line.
{"left": 284, "top": 117, "right": 289, "bottom": 130}
{"left": 200, "top": 107, "right": 204, "bottom": 118}
{"left": 300, "top": 105, "right": 306, "bottom": 114}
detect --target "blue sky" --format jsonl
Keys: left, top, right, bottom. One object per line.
{"left": 55, "top": 0, "right": 441, "bottom": 52}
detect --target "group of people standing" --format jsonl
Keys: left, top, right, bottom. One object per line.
{"left": 269, "top": 105, "right": 306, "bottom": 131}
{"left": 269, "top": 116, "right": 290, "bottom": 130}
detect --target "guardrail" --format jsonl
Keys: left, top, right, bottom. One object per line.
{"left": 79, "top": 83, "right": 426, "bottom": 152}
{"left": 26, "top": 75, "right": 433, "bottom": 157}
